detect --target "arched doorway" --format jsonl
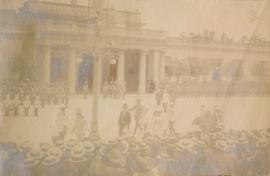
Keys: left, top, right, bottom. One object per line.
{"left": 77, "top": 54, "right": 94, "bottom": 92}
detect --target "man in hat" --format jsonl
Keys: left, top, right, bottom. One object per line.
{"left": 130, "top": 99, "right": 144, "bottom": 135}
{"left": 118, "top": 104, "right": 131, "bottom": 136}
{"left": 72, "top": 108, "right": 87, "bottom": 141}
{"left": 54, "top": 107, "right": 69, "bottom": 139}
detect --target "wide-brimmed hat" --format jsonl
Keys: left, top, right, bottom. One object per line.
{"left": 48, "top": 147, "right": 62, "bottom": 158}
{"left": 42, "top": 155, "right": 61, "bottom": 166}
{"left": 157, "top": 152, "right": 173, "bottom": 161}
{"left": 83, "top": 141, "right": 95, "bottom": 153}
{"left": 106, "top": 148, "right": 126, "bottom": 167}
{"left": 177, "top": 138, "right": 195, "bottom": 150}
{"left": 255, "top": 136, "right": 270, "bottom": 148}
{"left": 40, "top": 143, "right": 51, "bottom": 153}
{"left": 65, "top": 139, "right": 76, "bottom": 151}
{"left": 23, "top": 156, "right": 40, "bottom": 168}
{"left": 28, "top": 149, "right": 44, "bottom": 161}
{"left": 69, "top": 144, "right": 87, "bottom": 163}
{"left": 54, "top": 139, "right": 65, "bottom": 149}
{"left": 215, "top": 140, "right": 229, "bottom": 152}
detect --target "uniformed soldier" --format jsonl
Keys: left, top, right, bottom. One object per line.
{"left": 3, "top": 94, "right": 11, "bottom": 116}
{"left": 23, "top": 96, "right": 31, "bottom": 116}
{"left": 12, "top": 94, "right": 21, "bottom": 116}
{"left": 33, "top": 96, "right": 41, "bottom": 116}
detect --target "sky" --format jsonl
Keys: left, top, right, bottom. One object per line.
{"left": 106, "top": 0, "right": 270, "bottom": 40}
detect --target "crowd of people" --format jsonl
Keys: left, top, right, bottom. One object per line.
{"left": 1, "top": 80, "right": 69, "bottom": 117}
{"left": 102, "top": 81, "right": 127, "bottom": 99}
{"left": 159, "top": 82, "right": 270, "bottom": 99}
{"left": 178, "top": 31, "right": 270, "bottom": 46}
{"left": 118, "top": 91, "right": 176, "bottom": 139}
{"left": 1, "top": 120, "right": 270, "bottom": 176}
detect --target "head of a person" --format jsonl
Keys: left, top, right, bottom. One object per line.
{"left": 76, "top": 108, "right": 82, "bottom": 115}
{"left": 60, "top": 107, "right": 65, "bottom": 112}
{"left": 122, "top": 104, "right": 128, "bottom": 110}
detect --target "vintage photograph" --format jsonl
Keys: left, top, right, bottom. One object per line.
{"left": 0, "top": 0, "right": 270, "bottom": 175}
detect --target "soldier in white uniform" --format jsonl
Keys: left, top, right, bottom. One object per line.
{"left": 23, "top": 96, "right": 31, "bottom": 116}
{"left": 33, "top": 96, "right": 41, "bottom": 116}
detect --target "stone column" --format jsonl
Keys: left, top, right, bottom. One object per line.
{"left": 43, "top": 45, "right": 51, "bottom": 84}
{"left": 159, "top": 52, "right": 165, "bottom": 82}
{"left": 117, "top": 49, "right": 125, "bottom": 85}
{"left": 153, "top": 51, "right": 160, "bottom": 84}
{"left": 91, "top": 49, "right": 103, "bottom": 134}
{"left": 68, "top": 48, "right": 77, "bottom": 94}
{"left": 139, "top": 50, "right": 147, "bottom": 94}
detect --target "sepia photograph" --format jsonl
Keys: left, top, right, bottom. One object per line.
{"left": 0, "top": 0, "right": 270, "bottom": 175}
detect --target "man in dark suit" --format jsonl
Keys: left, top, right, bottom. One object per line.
{"left": 118, "top": 104, "right": 131, "bottom": 136}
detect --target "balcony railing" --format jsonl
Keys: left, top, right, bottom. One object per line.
{"left": 26, "top": 0, "right": 96, "bottom": 18}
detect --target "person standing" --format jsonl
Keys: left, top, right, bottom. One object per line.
{"left": 12, "top": 94, "right": 21, "bottom": 116}
{"left": 72, "top": 108, "right": 87, "bottom": 141}
{"left": 3, "top": 94, "right": 11, "bottom": 116}
{"left": 33, "top": 96, "right": 40, "bottom": 116}
{"left": 167, "top": 104, "right": 176, "bottom": 135}
{"left": 155, "top": 88, "right": 163, "bottom": 106}
{"left": 54, "top": 107, "right": 69, "bottom": 140}
{"left": 130, "top": 99, "right": 144, "bottom": 135}
{"left": 161, "top": 89, "right": 170, "bottom": 113}
{"left": 82, "top": 81, "right": 89, "bottom": 100}
{"left": 118, "top": 104, "right": 131, "bottom": 136}
{"left": 23, "top": 96, "right": 31, "bottom": 116}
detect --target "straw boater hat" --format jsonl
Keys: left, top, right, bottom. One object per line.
{"left": 40, "top": 143, "right": 51, "bottom": 153}
{"left": 23, "top": 149, "right": 44, "bottom": 168}
{"left": 215, "top": 140, "right": 229, "bottom": 152}
{"left": 54, "top": 139, "right": 65, "bottom": 150}
{"left": 157, "top": 152, "right": 173, "bottom": 162}
{"left": 177, "top": 138, "right": 195, "bottom": 151}
{"left": 83, "top": 141, "right": 95, "bottom": 153}
{"left": 106, "top": 148, "right": 126, "bottom": 167}
{"left": 237, "top": 131, "right": 249, "bottom": 144}
{"left": 42, "top": 155, "right": 61, "bottom": 166}
{"left": 42, "top": 147, "right": 62, "bottom": 166}
{"left": 69, "top": 143, "right": 87, "bottom": 163}
{"left": 65, "top": 138, "right": 76, "bottom": 151}
{"left": 255, "top": 136, "right": 270, "bottom": 148}
{"left": 23, "top": 155, "right": 40, "bottom": 168}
